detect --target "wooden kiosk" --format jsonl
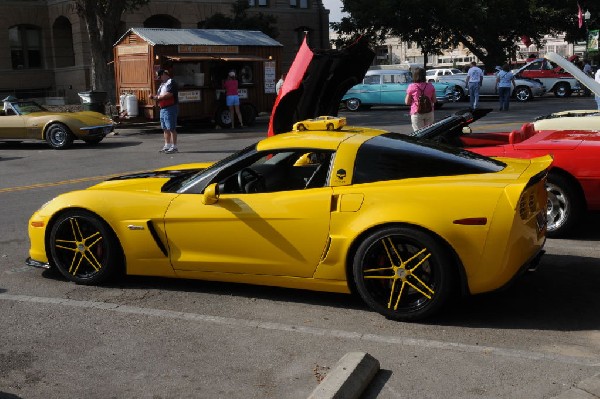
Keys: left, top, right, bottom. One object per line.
{"left": 113, "top": 28, "right": 283, "bottom": 126}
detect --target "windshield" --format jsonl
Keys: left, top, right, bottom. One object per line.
{"left": 172, "top": 144, "right": 257, "bottom": 193}
{"left": 11, "top": 101, "right": 46, "bottom": 115}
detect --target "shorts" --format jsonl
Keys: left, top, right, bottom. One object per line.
{"left": 159, "top": 105, "right": 178, "bottom": 131}
{"left": 226, "top": 95, "right": 240, "bottom": 107}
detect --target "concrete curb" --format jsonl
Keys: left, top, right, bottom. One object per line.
{"left": 307, "top": 352, "right": 380, "bottom": 399}
{"left": 552, "top": 373, "right": 600, "bottom": 399}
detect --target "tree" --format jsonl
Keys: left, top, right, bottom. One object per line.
{"left": 332, "top": 0, "right": 595, "bottom": 70}
{"left": 75, "top": 0, "right": 150, "bottom": 93}
{"left": 200, "top": 0, "right": 279, "bottom": 39}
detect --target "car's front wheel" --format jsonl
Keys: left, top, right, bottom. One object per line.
{"left": 45, "top": 123, "right": 74, "bottom": 149}
{"left": 352, "top": 226, "right": 455, "bottom": 321}
{"left": 345, "top": 98, "right": 362, "bottom": 111}
{"left": 48, "top": 210, "right": 123, "bottom": 284}
{"left": 546, "top": 173, "right": 584, "bottom": 237}
{"left": 514, "top": 86, "right": 532, "bottom": 102}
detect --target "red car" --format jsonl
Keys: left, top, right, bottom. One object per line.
{"left": 414, "top": 109, "right": 600, "bottom": 237}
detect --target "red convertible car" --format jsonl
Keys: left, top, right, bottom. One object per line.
{"left": 413, "top": 109, "right": 600, "bottom": 237}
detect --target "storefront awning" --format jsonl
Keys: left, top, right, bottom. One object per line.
{"left": 166, "top": 55, "right": 269, "bottom": 62}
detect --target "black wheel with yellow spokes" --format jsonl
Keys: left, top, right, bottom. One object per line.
{"left": 48, "top": 210, "right": 122, "bottom": 285}
{"left": 352, "top": 226, "right": 454, "bottom": 321}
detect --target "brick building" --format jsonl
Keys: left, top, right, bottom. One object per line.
{"left": 0, "top": 0, "right": 329, "bottom": 104}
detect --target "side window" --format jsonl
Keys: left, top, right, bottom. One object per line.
{"left": 526, "top": 61, "right": 543, "bottom": 71}
{"left": 397, "top": 73, "right": 410, "bottom": 84}
{"left": 382, "top": 74, "right": 394, "bottom": 84}
{"left": 364, "top": 75, "right": 380, "bottom": 84}
{"left": 218, "top": 150, "right": 334, "bottom": 194}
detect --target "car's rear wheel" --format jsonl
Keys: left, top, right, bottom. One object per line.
{"left": 546, "top": 173, "right": 583, "bottom": 237}
{"left": 45, "top": 123, "right": 74, "bottom": 149}
{"left": 453, "top": 86, "right": 466, "bottom": 102}
{"left": 345, "top": 98, "right": 362, "bottom": 111}
{"left": 352, "top": 226, "right": 454, "bottom": 321}
{"left": 326, "top": 123, "right": 334, "bottom": 131}
{"left": 48, "top": 210, "right": 123, "bottom": 284}
{"left": 514, "top": 86, "right": 532, "bottom": 102}
{"left": 554, "top": 83, "right": 571, "bottom": 98}
{"left": 296, "top": 124, "right": 306, "bottom": 131}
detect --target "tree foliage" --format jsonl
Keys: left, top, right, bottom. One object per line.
{"left": 200, "top": 0, "right": 279, "bottom": 39}
{"left": 75, "top": 0, "right": 150, "bottom": 93}
{"left": 332, "top": 0, "right": 600, "bottom": 70}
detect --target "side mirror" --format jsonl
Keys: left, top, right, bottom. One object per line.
{"left": 462, "top": 126, "right": 472, "bottom": 134}
{"left": 202, "top": 183, "right": 220, "bottom": 205}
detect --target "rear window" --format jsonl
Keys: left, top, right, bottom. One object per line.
{"left": 353, "top": 133, "right": 505, "bottom": 184}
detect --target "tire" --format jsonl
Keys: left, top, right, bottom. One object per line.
{"left": 345, "top": 98, "right": 362, "bottom": 112}
{"left": 514, "top": 86, "right": 532, "bottom": 102}
{"left": 45, "top": 123, "right": 74, "bottom": 149}
{"left": 546, "top": 173, "right": 584, "bottom": 237}
{"left": 553, "top": 83, "right": 571, "bottom": 98}
{"left": 352, "top": 226, "right": 455, "bottom": 321}
{"left": 48, "top": 210, "right": 123, "bottom": 285}
{"left": 326, "top": 123, "right": 334, "bottom": 131}
{"left": 83, "top": 137, "right": 104, "bottom": 145}
{"left": 453, "top": 86, "right": 465, "bottom": 102}
{"left": 296, "top": 124, "right": 306, "bottom": 131}
{"left": 240, "top": 103, "right": 257, "bottom": 126}
{"left": 215, "top": 107, "right": 232, "bottom": 128}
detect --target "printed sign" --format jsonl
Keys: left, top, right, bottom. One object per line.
{"left": 589, "top": 30, "right": 599, "bottom": 51}
{"left": 179, "top": 90, "right": 201, "bottom": 103}
{"left": 264, "top": 61, "right": 276, "bottom": 94}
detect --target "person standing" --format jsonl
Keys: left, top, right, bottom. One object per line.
{"left": 466, "top": 61, "right": 484, "bottom": 110}
{"left": 276, "top": 73, "right": 286, "bottom": 95}
{"left": 496, "top": 64, "right": 516, "bottom": 111}
{"left": 595, "top": 67, "right": 600, "bottom": 110}
{"left": 223, "top": 71, "right": 244, "bottom": 129}
{"left": 583, "top": 59, "right": 593, "bottom": 96}
{"left": 150, "top": 69, "right": 179, "bottom": 153}
{"left": 405, "top": 67, "right": 436, "bottom": 131}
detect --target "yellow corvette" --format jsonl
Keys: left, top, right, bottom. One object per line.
{"left": 27, "top": 125, "right": 551, "bottom": 321}
{"left": 0, "top": 97, "right": 114, "bottom": 149}
{"left": 293, "top": 116, "right": 346, "bottom": 131}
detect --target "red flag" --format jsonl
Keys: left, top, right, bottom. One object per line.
{"left": 578, "top": 3, "right": 583, "bottom": 28}
{"left": 521, "top": 35, "right": 532, "bottom": 47}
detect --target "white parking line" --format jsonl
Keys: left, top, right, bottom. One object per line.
{"left": 1, "top": 293, "right": 599, "bottom": 367}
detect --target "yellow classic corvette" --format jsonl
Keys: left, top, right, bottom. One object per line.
{"left": 0, "top": 97, "right": 114, "bottom": 149}
{"left": 27, "top": 125, "right": 551, "bottom": 321}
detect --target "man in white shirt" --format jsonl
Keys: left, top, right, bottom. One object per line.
{"left": 276, "top": 73, "right": 286, "bottom": 95}
{"left": 465, "top": 61, "right": 484, "bottom": 110}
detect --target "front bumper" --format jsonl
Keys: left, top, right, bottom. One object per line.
{"left": 79, "top": 124, "right": 114, "bottom": 139}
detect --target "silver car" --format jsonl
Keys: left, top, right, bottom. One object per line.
{"left": 437, "top": 73, "right": 546, "bottom": 102}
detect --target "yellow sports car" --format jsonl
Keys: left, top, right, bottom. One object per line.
{"left": 0, "top": 96, "right": 114, "bottom": 149}
{"left": 27, "top": 125, "right": 551, "bottom": 321}
{"left": 293, "top": 116, "right": 346, "bottom": 131}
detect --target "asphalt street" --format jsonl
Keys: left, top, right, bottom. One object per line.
{"left": 1, "top": 94, "right": 599, "bottom": 398}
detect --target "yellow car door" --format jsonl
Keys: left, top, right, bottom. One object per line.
{"left": 164, "top": 187, "right": 333, "bottom": 277}
{"left": 0, "top": 114, "right": 27, "bottom": 139}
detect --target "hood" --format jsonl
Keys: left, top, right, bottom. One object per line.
{"left": 268, "top": 37, "right": 375, "bottom": 136}
{"left": 88, "top": 164, "right": 210, "bottom": 192}
{"left": 544, "top": 52, "right": 600, "bottom": 97}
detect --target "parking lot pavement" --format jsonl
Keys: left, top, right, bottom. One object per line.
{"left": 551, "top": 374, "right": 600, "bottom": 399}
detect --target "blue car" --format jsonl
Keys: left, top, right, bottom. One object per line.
{"left": 342, "top": 69, "right": 456, "bottom": 111}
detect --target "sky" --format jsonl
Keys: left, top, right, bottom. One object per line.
{"left": 322, "top": 0, "right": 347, "bottom": 23}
